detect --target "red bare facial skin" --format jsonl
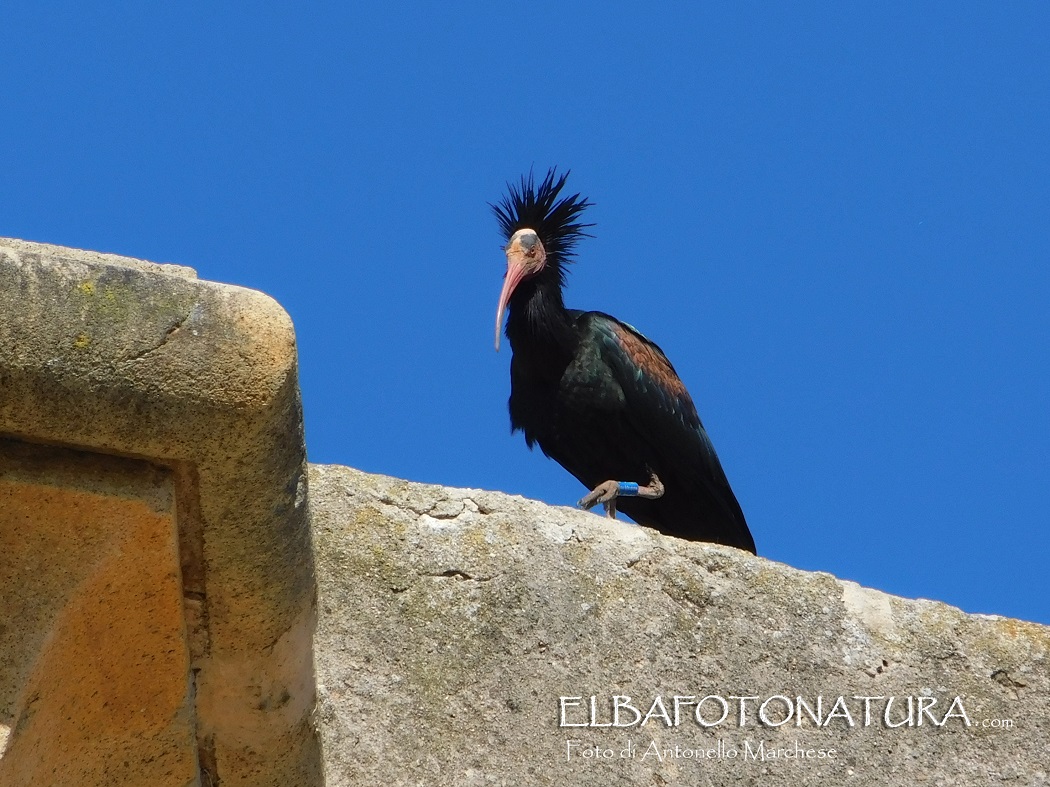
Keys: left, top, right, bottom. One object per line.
{"left": 494, "top": 229, "right": 546, "bottom": 351}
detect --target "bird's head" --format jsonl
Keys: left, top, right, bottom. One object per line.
{"left": 494, "top": 228, "right": 546, "bottom": 350}
{"left": 492, "top": 168, "right": 593, "bottom": 351}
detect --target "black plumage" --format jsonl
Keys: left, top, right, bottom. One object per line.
{"left": 492, "top": 169, "right": 756, "bottom": 554}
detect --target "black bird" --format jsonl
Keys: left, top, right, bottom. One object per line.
{"left": 492, "top": 169, "right": 756, "bottom": 554}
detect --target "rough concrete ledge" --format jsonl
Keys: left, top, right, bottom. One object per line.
{"left": 311, "top": 464, "right": 1049, "bottom": 787}
{"left": 0, "top": 238, "right": 321, "bottom": 786}
{"left": 0, "top": 236, "right": 199, "bottom": 279}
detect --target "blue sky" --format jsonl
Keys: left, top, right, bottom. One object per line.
{"left": 4, "top": 4, "right": 1048, "bottom": 626}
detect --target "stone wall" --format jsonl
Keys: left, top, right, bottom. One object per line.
{"left": 311, "top": 464, "right": 1049, "bottom": 786}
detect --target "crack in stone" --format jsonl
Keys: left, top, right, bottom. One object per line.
{"left": 377, "top": 493, "right": 492, "bottom": 522}
{"left": 659, "top": 584, "right": 710, "bottom": 616}
{"left": 467, "top": 498, "right": 494, "bottom": 514}
{"left": 384, "top": 498, "right": 452, "bottom": 518}
{"left": 427, "top": 569, "right": 496, "bottom": 582}
{"left": 991, "top": 669, "right": 1027, "bottom": 689}
{"left": 919, "top": 649, "right": 962, "bottom": 663}
{"left": 624, "top": 547, "right": 662, "bottom": 570}
{"left": 425, "top": 509, "right": 461, "bottom": 521}
{"left": 124, "top": 310, "right": 191, "bottom": 362}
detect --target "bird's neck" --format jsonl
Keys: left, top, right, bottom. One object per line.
{"left": 505, "top": 276, "right": 576, "bottom": 357}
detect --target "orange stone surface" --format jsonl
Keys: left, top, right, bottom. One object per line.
{"left": 0, "top": 441, "right": 197, "bottom": 786}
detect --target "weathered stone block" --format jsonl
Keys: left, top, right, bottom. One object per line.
{"left": 0, "top": 238, "right": 321, "bottom": 787}
{"left": 311, "top": 465, "right": 1050, "bottom": 786}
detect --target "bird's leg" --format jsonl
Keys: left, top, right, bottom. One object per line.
{"left": 577, "top": 472, "right": 664, "bottom": 519}
{"left": 639, "top": 471, "right": 665, "bottom": 500}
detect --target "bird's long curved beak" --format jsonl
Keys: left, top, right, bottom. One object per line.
{"left": 494, "top": 255, "right": 529, "bottom": 352}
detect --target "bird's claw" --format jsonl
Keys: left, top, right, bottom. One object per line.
{"left": 577, "top": 480, "right": 620, "bottom": 511}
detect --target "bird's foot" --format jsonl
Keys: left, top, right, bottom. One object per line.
{"left": 577, "top": 473, "right": 665, "bottom": 519}
{"left": 578, "top": 480, "right": 621, "bottom": 517}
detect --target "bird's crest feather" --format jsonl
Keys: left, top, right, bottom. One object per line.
{"left": 491, "top": 168, "right": 594, "bottom": 268}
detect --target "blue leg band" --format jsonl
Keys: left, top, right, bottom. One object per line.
{"left": 618, "top": 482, "right": 640, "bottom": 497}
